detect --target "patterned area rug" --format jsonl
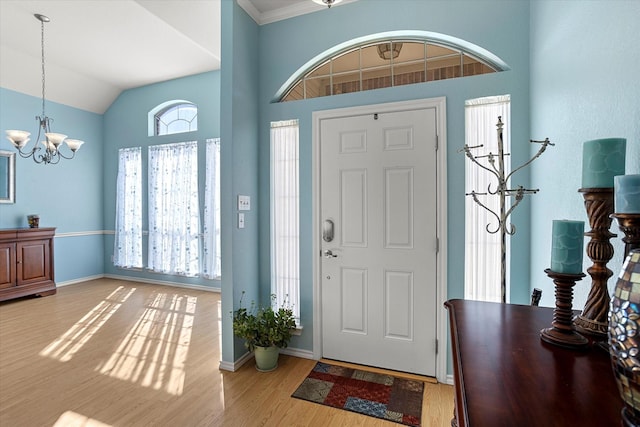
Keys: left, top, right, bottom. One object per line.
{"left": 292, "top": 361, "right": 424, "bottom": 426}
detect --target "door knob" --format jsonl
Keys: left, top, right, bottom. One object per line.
{"left": 323, "top": 249, "right": 338, "bottom": 258}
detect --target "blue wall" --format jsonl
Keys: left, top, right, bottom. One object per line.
{"left": 220, "top": 0, "right": 261, "bottom": 364}
{"left": 102, "top": 71, "right": 221, "bottom": 289}
{"left": 0, "top": 88, "right": 104, "bottom": 283}
{"left": 254, "top": 0, "right": 531, "bottom": 353}
{"left": 529, "top": 1, "right": 640, "bottom": 308}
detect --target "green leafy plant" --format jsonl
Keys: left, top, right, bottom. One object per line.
{"left": 232, "top": 292, "right": 296, "bottom": 352}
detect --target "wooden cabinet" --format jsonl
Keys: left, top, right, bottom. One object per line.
{"left": 0, "top": 228, "right": 56, "bottom": 302}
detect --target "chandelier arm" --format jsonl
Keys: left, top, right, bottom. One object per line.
{"left": 17, "top": 147, "right": 41, "bottom": 159}
{"left": 48, "top": 153, "right": 61, "bottom": 165}
{"left": 56, "top": 150, "right": 76, "bottom": 160}
{"left": 32, "top": 153, "right": 46, "bottom": 164}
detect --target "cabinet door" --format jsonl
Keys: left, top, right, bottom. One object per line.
{"left": 0, "top": 242, "right": 16, "bottom": 289}
{"left": 17, "top": 239, "right": 51, "bottom": 286}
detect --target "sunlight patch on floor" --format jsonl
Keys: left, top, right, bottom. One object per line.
{"left": 52, "top": 410, "right": 112, "bottom": 427}
{"left": 39, "top": 286, "right": 136, "bottom": 362}
{"left": 97, "top": 292, "right": 197, "bottom": 396}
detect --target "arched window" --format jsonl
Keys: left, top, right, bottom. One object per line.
{"left": 275, "top": 31, "right": 509, "bottom": 102}
{"left": 149, "top": 101, "right": 198, "bottom": 136}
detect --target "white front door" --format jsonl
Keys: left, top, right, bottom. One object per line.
{"left": 319, "top": 106, "right": 438, "bottom": 376}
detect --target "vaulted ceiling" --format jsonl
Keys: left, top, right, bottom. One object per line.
{"left": 0, "top": 0, "right": 355, "bottom": 114}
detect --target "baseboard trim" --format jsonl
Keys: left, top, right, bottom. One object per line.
{"left": 219, "top": 351, "right": 253, "bottom": 372}
{"left": 445, "top": 374, "right": 454, "bottom": 385}
{"left": 57, "top": 274, "right": 221, "bottom": 293}
{"left": 103, "top": 274, "right": 220, "bottom": 293}
{"left": 218, "top": 347, "right": 314, "bottom": 372}
{"left": 57, "top": 274, "right": 105, "bottom": 287}
{"left": 281, "top": 347, "right": 314, "bottom": 360}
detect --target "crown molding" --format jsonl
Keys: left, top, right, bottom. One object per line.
{"left": 238, "top": 0, "right": 357, "bottom": 26}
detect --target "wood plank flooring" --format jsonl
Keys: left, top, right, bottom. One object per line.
{"left": 0, "top": 278, "right": 453, "bottom": 426}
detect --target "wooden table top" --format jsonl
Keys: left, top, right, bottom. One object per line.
{"left": 445, "top": 299, "right": 623, "bottom": 427}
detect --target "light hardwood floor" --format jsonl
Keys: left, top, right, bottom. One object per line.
{"left": 0, "top": 278, "right": 453, "bottom": 427}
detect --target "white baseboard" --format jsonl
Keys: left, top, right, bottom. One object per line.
{"left": 445, "top": 374, "right": 454, "bottom": 385}
{"left": 281, "top": 347, "right": 314, "bottom": 360}
{"left": 103, "top": 274, "right": 220, "bottom": 292}
{"left": 219, "top": 351, "right": 253, "bottom": 372}
{"left": 218, "top": 346, "right": 314, "bottom": 372}
{"left": 57, "top": 274, "right": 105, "bottom": 287}
{"left": 56, "top": 273, "right": 221, "bottom": 293}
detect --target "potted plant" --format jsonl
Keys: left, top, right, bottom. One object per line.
{"left": 232, "top": 292, "right": 296, "bottom": 372}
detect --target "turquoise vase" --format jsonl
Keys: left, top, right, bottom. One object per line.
{"left": 254, "top": 346, "right": 279, "bottom": 372}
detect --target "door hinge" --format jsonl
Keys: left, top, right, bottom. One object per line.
{"left": 436, "top": 237, "right": 439, "bottom": 253}
{"left": 435, "top": 338, "right": 439, "bottom": 354}
{"left": 435, "top": 135, "right": 439, "bottom": 151}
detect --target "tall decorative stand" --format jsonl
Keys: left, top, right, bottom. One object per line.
{"left": 574, "top": 188, "right": 616, "bottom": 339}
{"left": 611, "top": 213, "right": 640, "bottom": 259}
{"left": 540, "top": 269, "right": 588, "bottom": 349}
{"left": 462, "top": 117, "right": 553, "bottom": 303}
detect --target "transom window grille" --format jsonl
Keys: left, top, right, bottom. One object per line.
{"left": 154, "top": 102, "right": 198, "bottom": 136}
{"left": 281, "top": 40, "right": 498, "bottom": 102}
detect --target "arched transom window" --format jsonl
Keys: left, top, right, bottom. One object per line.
{"left": 151, "top": 101, "right": 198, "bottom": 136}
{"left": 277, "top": 33, "right": 508, "bottom": 102}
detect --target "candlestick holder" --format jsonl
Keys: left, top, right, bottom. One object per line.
{"left": 574, "top": 188, "right": 616, "bottom": 340}
{"left": 540, "top": 269, "right": 588, "bottom": 349}
{"left": 611, "top": 213, "right": 640, "bottom": 259}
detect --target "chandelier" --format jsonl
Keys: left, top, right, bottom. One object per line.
{"left": 5, "top": 14, "right": 84, "bottom": 165}
{"left": 312, "top": 0, "right": 342, "bottom": 8}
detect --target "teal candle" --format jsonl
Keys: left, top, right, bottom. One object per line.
{"left": 615, "top": 174, "right": 640, "bottom": 213}
{"left": 582, "top": 138, "right": 626, "bottom": 188}
{"left": 550, "top": 220, "right": 585, "bottom": 274}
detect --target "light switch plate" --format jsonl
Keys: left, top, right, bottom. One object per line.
{"left": 238, "top": 213, "right": 245, "bottom": 229}
{"left": 238, "top": 195, "right": 250, "bottom": 211}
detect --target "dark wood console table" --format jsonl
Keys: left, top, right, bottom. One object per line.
{"left": 445, "top": 299, "right": 622, "bottom": 426}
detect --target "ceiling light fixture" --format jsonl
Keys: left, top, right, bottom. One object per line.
{"left": 312, "top": 0, "right": 342, "bottom": 8}
{"left": 5, "top": 14, "right": 84, "bottom": 165}
{"left": 377, "top": 42, "right": 403, "bottom": 60}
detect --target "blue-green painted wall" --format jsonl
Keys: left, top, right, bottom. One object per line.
{"left": 255, "top": 0, "right": 532, "bottom": 353}
{"left": 0, "top": 87, "right": 104, "bottom": 283}
{"left": 220, "top": 0, "right": 261, "bottom": 364}
{"left": 102, "top": 71, "right": 221, "bottom": 289}
{"left": 529, "top": 1, "right": 640, "bottom": 308}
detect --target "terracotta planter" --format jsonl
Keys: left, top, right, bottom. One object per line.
{"left": 254, "top": 345, "right": 279, "bottom": 372}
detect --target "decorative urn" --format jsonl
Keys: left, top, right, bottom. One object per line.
{"left": 609, "top": 249, "right": 640, "bottom": 426}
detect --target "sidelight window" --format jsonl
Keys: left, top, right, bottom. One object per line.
{"left": 270, "top": 120, "right": 300, "bottom": 320}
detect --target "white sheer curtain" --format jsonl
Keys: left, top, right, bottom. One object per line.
{"left": 202, "top": 138, "right": 221, "bottom": 279}
{"left": 464, "top": 95, "right": 511, "bottom": 302}
{"left": 148, "top": 141, "right": 200, "bottom": 276}
{"left": 270, "top": 120, "right": 300, "bottom": 319}
{"left": 114, "top": 147, "right": 143, "bottom": 268}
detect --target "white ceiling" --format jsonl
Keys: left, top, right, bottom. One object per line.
{"left": 0, "top": 0, "right": 355, "bottom": 114}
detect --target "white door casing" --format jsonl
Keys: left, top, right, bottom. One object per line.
{"left": 312, "top": 98, "right": 447, "bottom": 380}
